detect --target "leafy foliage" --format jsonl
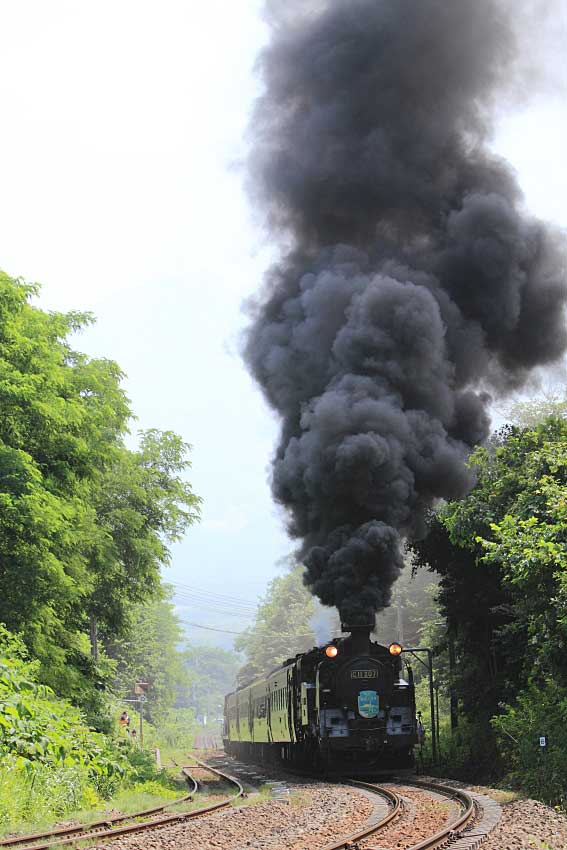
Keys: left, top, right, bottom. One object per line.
{"left": 0, "top": 269, "right": 203, "bottom": 826}
{"left": 411, "top": 417, "right": 567, "bottom": 794}
{"left": 0, "top": 624, "right": 184, "bottom": 829}
{"left": 0, "top": 761, "right": 98, "bottom": 826}
{"left": 492, "top": 680, "right": 567, "bottom": 808}
{"left": 90, "top": 432, "right": 202, "bottom": 641}
{"left": 108, "top": 587, "right": 189, "bottom": 720}
{"left": 505, "top": 393, "right": 567, "bottom": 429}
{"left": 0, "top": 627, "right": 124, "bottom": 827}
{"left": 0, "top": 270, "right": 201, "bottom": 701}
{"left": 145, "top": 707, "right": 197, "bottom": 751}
{"left": 0, "top": 639, "right": 122, "bottom": 776}
{"left": 0, "top": 273, "right": 127, "bottom": 693}
{"left": 180, "top": 645, "right": 239, "bottom": 722}
{"left": 374, "top": 560, "right": 439, "bottom": 648}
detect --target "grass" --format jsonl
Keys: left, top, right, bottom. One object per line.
{"left": 469, "top": 786, "right": 522, "bottom": 804}
{"left": 235, "top": 783, "right": 274, "bottom": 807}
{"left": 289, "top": 791, "right": 312, "bottom": 808}
{"left": 0, "top": 775, "right": 189, "bottom": 841}
{"left": 0, "top": 749, "right": 277, "bottom": 843}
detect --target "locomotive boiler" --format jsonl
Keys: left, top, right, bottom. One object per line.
{"left": 223, "top": 625, "right": 417, "bottom": 772}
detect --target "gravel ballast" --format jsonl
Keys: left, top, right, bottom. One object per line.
{"left": 478, "top": 798, "right": 567, "bottom": 850}
{"left": 88, "top": 760, "right": 567, "bottom": 850}
{"left": 358, "top": 785, "right": 455, "bottom": 849}
{"left": 91, "top": 784, "right": 375, "bottom": 850}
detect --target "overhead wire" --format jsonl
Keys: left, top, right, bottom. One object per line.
{"left": 173, "top": 590, "right": 258, "bottom": 610}
{"left": 179, "top": 619, "right": 316, "bottom": 638}
{"left": 169, "top": 589, "right": 258, "bottom": 617}
{"left": 169, "top": 581, "right": 260, "bottom": 610}
{"left": 171, "top": 581, "right": 317, "bottom": 639}
{"left": 172, "top": 593, "right": 258, "bottom": 619}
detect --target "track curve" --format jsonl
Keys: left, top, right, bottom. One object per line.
{"left": 321, "top": 780, "right": 403, "bottom": 850}
{"left": 0, "top": 755, "right": 243, "bottom": 850}
{"left": 364, "top": 778, "right": 478, "bottom": 850}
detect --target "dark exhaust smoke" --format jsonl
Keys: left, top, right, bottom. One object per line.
{"left": 244, "top": 0, "right": 566, "bottom": 626}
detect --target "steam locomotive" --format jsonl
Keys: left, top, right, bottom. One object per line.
{"left": 223, "top": 626, "right": 417, "bottom": 772}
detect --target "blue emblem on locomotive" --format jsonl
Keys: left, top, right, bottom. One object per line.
{"left": 358, "top": 690, "right": 379, "bottom": 719}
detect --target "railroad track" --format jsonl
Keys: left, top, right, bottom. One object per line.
{"left": 0, "top": 755, "right": 244, "bottom": 850}
{"left": 321, "top": 780, "right": 403, "bottom": 850}
{"left": 394, "top": 778, "right": 478, "bottom": 850}
{"left": 198, "top": 752, "right": 492, "bottom": 850}
{"left": 331, "top": 777, "right": 481, "bottom": 850}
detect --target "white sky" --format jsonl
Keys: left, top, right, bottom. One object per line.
{"left": 0, "top": 1, "right": 565, "bottom": 647}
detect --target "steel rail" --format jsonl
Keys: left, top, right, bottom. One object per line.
{"left": 0, "top": 767, "right": 198, "bottom": 850}
{"left": 365, "top": 778, "right": 477, "bottom": 850}
{"left": 320, "top": 780, "right": 403, "bottom": 850}
{"left": 0, "top": 756, "right": 243, "bottom": 850}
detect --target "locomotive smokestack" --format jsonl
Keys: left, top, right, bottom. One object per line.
{"left": 245, "top": 1, "right": 567, "bottom": 627}
{"left": 342, "top": 623, "right": 372, "bottom": 655}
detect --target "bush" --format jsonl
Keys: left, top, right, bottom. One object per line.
{"left": 0, "top": 625, "right": 128, "bottom": 828}
{"left": 124, "top": 745, "right": 162, "bottom": 783}
{"left": 492, "top": 680, "right": 567, "bottom": 808}
{"left": 128, "top": 779, "right": 179, "bottom": 799}
{"left": 0, "top": 643, "right": 124, "bottom": 782}
{"left": 0, "top": 757, "right": 100, "bottom": 827}
{"left": 0, "top": 625, "right": 187, "bottom": 830}
{"left": 153, "top": 708, "right": 196, "bottom": 751}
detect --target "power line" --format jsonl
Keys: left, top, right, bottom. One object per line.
{"left": 172, "top": 587, "right": 254, "bottom": 608}
{"left": 180, "top": 619, "right": 315, "bottom": 639}
{"left": 169, "top": 583, "right": 259, "bottom": 613}
{"left": 171, "top": 590, "right": 258, "bottom": 614}
{"left": 170, "top": 581, "right": 260, "bottom": 608}
{"left": 181, "top": 621, "right": 244, "bottom": 635}
{"left": 172, "top": 593, "right": 258, "bottom": 618}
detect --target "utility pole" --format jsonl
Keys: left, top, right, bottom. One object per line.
{"left": 134, "top": 681, "right": 150, "bottom": 746}
{"left": 89, "top": 614, "right": 99, "bottom": 664}
{"left": 402, "top": 647, "right": 437, "bottom": 764}
{"left": 448, "top": 627, "right": 459, "bottom": 730}
{"left": 396, "top": 598, "right": 405, "bottom": 645}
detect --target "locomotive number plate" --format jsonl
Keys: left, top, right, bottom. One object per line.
{"left": 351, "top": 670, "right": 378, "bottom": 679}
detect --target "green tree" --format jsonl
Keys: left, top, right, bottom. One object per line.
{"left": 0, "top": 624, "right": 126, "bottom": 824}
{"left": 107, "top": 586, "right": 188, "bottom": 722}
{"left": 0, "top": 271, "right": 201, "bottom": 703}
{"left": 411, "top": 417, "right": 567, "bottom": 784}
{"left": 88, "top": 429, "right": 202, "bottom": 646}
{"left": 373, "top": 559, "right": 439, "bottom": 649}
{"left": 180, "top": 644, "right": 240, "bottom": 723}
{"left": 504, "top": 388, "right": 567, "bottom": 429}
{"left": 235, "top": 564, "right": 316, "bottom": 683}
{"left": 473, "top": 420, "right": 567, "bottom": 686}
{"left": 0, "top": 272, "right": 129, "bottom": 694}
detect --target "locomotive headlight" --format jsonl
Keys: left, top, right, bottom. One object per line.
{"left": 325, "top": 645, "right": 339, "bottom": 658}
{"left": 389, "top": 642, "right": 403, "bottom": 656}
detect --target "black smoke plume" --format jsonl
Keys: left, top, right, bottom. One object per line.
{"left": 244, "top": 0, "right": 566, "bottom": 626}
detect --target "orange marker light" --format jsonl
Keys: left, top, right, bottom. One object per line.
{"left": 389, "top": 642, "right": 403, "bottom": 656}
{"left": 325, "top": 645, "right": 339, "bottom": 658}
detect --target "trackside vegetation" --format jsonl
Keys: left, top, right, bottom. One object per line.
{"left": 0, "top": 624, "right": 184, "bottom": 828}
{"left": 0, "top": 269, "right": 203, "bottom": 829}
{"left": 411, "top": 415, "right": 567, "bottom": 807}
{"left": 0, "top": 271, "right": 201, "bottom": 702}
